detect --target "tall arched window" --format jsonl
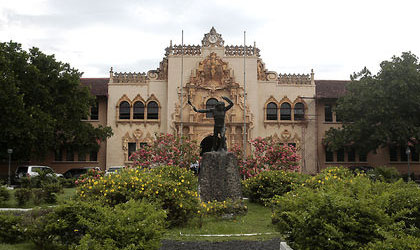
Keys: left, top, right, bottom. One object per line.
{"left": 206, "top": 98, "right": 218, "bottom": 118}
{"left": 280, "top": 102, "right": 291, "bottom": 120}
{"left": 294, "top": 102, "right": 305, "bottom": 120}
{"left": 119, "top": 101, "right": 130, "bottom": 119}
{"left": 133, "top": 101, "right": 145, "bottom": 119}
{"left": 266, "top": 102, "right": 278, "bottom": 120}
{"left": 147, "top": 101, "right": 159, "bottom": 119}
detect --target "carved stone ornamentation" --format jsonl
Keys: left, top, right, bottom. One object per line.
{"left": 202, "top": 27, "right": 224, "bottom": 47}
{"left": 190, "top": 52, "right": 235, "bottom": 88}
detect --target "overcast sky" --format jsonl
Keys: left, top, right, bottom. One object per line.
{"left": 1, "top": 0, "right": 419, "bottom": 80}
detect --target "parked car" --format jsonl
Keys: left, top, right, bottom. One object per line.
{"left": 15, "top": 165, "right": 63, "bottom": 181}
{"left": 63, "top": 167, "right": 101, "bottom": 179}
{"left": 105, "top": 166, "right": 125, "bottom": 176}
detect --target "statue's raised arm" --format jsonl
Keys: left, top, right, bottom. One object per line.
{"left": 221, "top": 96, "right": 233, "bottom": 111}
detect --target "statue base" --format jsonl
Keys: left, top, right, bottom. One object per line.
{"left": 199, "top": 151, "right": 242, "bottom": 202}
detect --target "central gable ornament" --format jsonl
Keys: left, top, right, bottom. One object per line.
{"left": 189, "top": 52, "right": 236, "bottom": 88}
{"left": 202, "top": 27, "right": 224, "bottom": 47}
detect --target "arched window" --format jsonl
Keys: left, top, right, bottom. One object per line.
{"left": 147, "top": 101, "right": 159, "bottom": 119}
{"left": 206, "top": 98, "right": 218, "bottom": 118}
{"left": 294, "top": 102, "right": 305, "bottom": 120}
{"left": 119, "top": 101, "right": 130, "bottom": 119}
{"left": 280, "top": 102, "right": 291, "bottom": 120}
{"left": 133, "top": 101, "right": 145, "bottom": 119}
{"left": 266, "top": 102, "right": 278, "bottom": 120}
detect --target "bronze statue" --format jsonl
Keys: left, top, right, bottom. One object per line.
{"left": 188, "top": 96, "right": 233, "bottom": 151}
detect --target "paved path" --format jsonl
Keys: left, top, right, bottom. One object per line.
{"left": 160, "top": 238, "right": 282, "bottom": 250}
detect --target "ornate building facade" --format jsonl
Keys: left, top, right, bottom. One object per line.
{"left": 20, "top": 27, "right": 418, "bottom": 176}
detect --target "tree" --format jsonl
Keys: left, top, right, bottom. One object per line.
{"left": 0, "top": 41, "right": 113, "bottom": 161}
{"left": 130, "top": 134, "right": 200, "bottom": 169}
{"left": 230, "top": 137, "right": 301, "bottom": 179}
{"left": 324, "top": 52, "right": 420, "bottom": 153}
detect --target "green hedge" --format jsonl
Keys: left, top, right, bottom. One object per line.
{"left": 18, "top": 199, "right": 166, "bottom": 249}
{"left": 271, "top": 167, "right": 420, "bottom": 250}
{"left": 242, "top": 170, "right": 308, "bottom": 205}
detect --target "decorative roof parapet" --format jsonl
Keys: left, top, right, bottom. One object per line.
{"left": 225, "top": 45, "right": 260, "bottom": 57}
{"left": 278, "top": 73, "right": 311, "bottom": 85}
{"left": 166, "top": 44, "right": 202, "bottom": 56}
{"left": 110, "top": 69, "right": 148, "bottom": 83}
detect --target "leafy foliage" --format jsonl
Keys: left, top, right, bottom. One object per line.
{"left": 199, "top": 199, "right": 248, "bottom": 217}
{"left": 77, "top": 166, "right": 199, "bottom": 227}
{"left": 0, "top": 211, "right": 24, "bottom": 244}
{"left": 19, "top": 200, "right": 166, "bottom": 249}
{"left": 271, "top": 167, "right": 420, "bottom": 250}
{"left": 325, "top": 52, "right": 420, "bottom": 153}
{"left": 242, "top": 170, "right": 308, "bottom": 205}
{"left": 231, "top": 137, "right": 301, "bottom": 179}
{"left": 0, "top": 186, "right": 10, "bottom": 205}
{"left": 130, "top": 133, "right": 200, "bottom": 169}
{"left": 0, "top": 41, "right": 112, "bottom": 160}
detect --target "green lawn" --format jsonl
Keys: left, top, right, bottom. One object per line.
{"left": 164, "top": 200, "right": 281, "bottom": 241}
{"left": 1, "top": 187, "right": 76, "bottom": 208}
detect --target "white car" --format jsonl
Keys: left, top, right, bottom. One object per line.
{"left": 15, "top": 165, "right": 63, "bottom": 180}
{"left": 105, "top": 166, "right": 125, "bottom": 176}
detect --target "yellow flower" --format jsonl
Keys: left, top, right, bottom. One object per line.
{"left": 180, "top": 204, "right": 183, "bottom": 208}
{"left": 88, "top": 186, "right": 92, "bottom": 189}
{"left": 174, "top": 188, "right": 177, "bottom": 192}
{"left": 155, "top": 190, "right": 159, "bottom": 194}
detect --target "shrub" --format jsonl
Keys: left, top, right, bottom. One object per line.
{"left": 14, "top": 188, "right": 32, "bottom": 206}
{"left": 200, "top": 199, "right": 248, "bottom": 217}
{"left": 21, "top": 199, "right": 166, "bottom": 250}
{"left": 242, "top": 170, "right": 308, "bottom": 204}
{"left": 41, "top": 182, "right": 62, "bottom": 203}
{"left": 271, "top": 167, "right": 420, "bottom": 250}
{"left": 74, "top": 199, "right": 166, "bottom": 249}
{"left": 231, "top": 136, "right": 301, "bottom": 179}
{"left": 0, "top": 186, "right": 10, "bottom": 204}
{"left": 77, "top": 166, "right": 199, "bottom": 227}
{"left": 367, "top": 166, "right": 401, "bottom": 183}
{"left": 20, "top": 208, "right": 56, "bottom": 249}
{"left": 0, "top": 212, "right": 25, "bottom": 243}
{"left": 130, "top": 133, "right": 200, "bottom": 169}
{"left": 59, "top": 177, "right": 76, "bottom": 188}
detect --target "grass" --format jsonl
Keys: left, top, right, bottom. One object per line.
{"left": 164, "top": 200, "right": 281, "bottom": 241}
{"left": 0, "top": 187, "right": 76, "bottom": 208}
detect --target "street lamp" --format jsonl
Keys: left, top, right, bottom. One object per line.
{"left": 7, "top": 149, "right": 13, "bottom": 187}
{"left": 405, "top": 146, "right": 411, "bottom": 181}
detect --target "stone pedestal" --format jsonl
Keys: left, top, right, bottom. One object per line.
{"left": 199, "top": 151, "right": 242, "bottom": 202}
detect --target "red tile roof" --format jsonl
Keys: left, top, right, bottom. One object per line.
{"left": 315, "top": 80, "right": 350, "bottom": 99}
{"left": 80, "top": 78, "right": 109, "bottom": 96}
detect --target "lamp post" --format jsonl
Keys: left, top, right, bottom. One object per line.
{"left": 405, "top": 146, "right": 411, "bottom": 181}
{"left": 7, "top": 149, "right": 13, "bottom": 187}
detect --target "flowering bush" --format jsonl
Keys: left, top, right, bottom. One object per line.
{"left": 242, "top": 170, "right": 308, "bottom": 205}
{"left": 77, "top": 166, "right": 199, "bottom": 227}
{"left": 130, "top": 133, "right": 200, "bottom": 169}
{"left": 199, "top": 199, "right": 248, "bottom": 217}
{"left": 75, "top": 168, "right": 104, "bottom": 186}
{"left": 271, "top": 167, "right": 420, "bottom": 250}
{"left": 230, "top": 136, "right": 301, "bottom": 179}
